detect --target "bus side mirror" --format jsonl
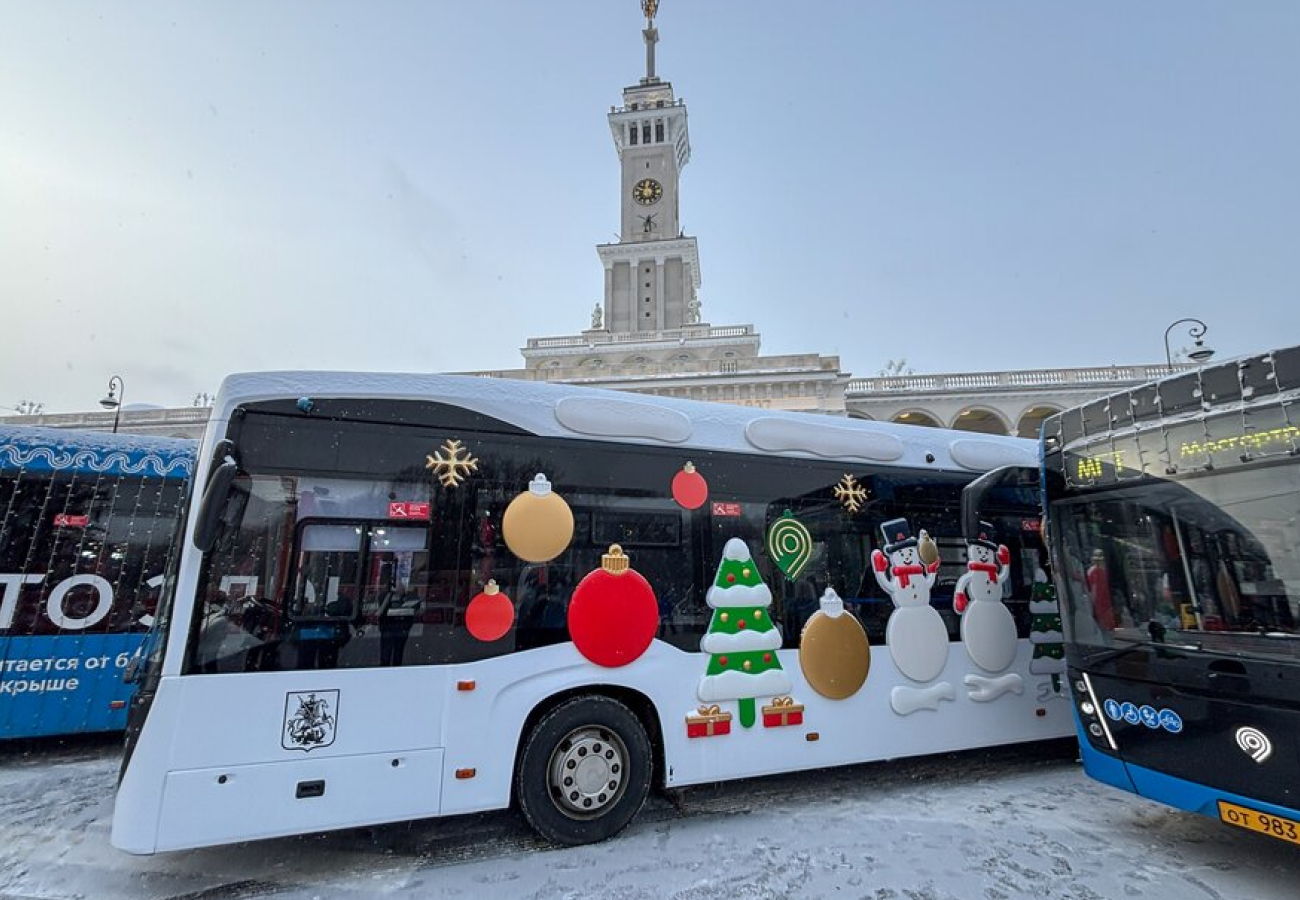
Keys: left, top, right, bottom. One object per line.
{"left": 960, "top": 465, "right": 1040, "bottom": 538}
{"left": 193, "top": 458, "right": 238, "bottom": 552}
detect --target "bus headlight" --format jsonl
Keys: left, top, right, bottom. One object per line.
{"left": 1071, "top": 669, "right": 1119, "bottom": 753}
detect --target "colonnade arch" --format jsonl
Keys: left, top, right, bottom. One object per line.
{"left": 1016, "top": 405, "right": 1063, "bottom": 439}
{"left": 853, "top": 403, "right": 1072, "bottom": 437}
{"left": 950, "top": 407, "right": 1010, "bottom": 436}
{"left": 890, "top": 410, "right": 943, "bottom": 428}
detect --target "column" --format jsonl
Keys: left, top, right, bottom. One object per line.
{"left": 655, "top": 258, "right": 666, "bottom": 330}
{"left": 603, "top": 262, "right": 615, "bottom": 331}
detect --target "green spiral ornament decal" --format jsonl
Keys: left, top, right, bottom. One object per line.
{"left": 767, "top": 510, "right": 813, "bottom": 580}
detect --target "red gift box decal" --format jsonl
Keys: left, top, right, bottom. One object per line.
{"left": 762, "top": 696, "right": 804, "bottom": 728}
{"left": 685, "top": 704, "right": 732, "bottom": 738}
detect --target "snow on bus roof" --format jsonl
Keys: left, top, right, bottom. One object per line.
{"left": 0, "top": 424, "right": 196, "bottom": 479}
{"left": 213, "top": 371, "right": 1035, "bottom": 473}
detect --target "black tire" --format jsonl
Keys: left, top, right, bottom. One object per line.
{"left": 516, "top": 695, "right": 653, "bottom": 846}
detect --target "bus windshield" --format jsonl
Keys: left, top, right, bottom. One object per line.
{"left": 1052, "top": 461, "right": 1300, "bottom": 662}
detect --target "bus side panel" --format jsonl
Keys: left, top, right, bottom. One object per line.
{"left": 116, "top": 667, "right": 451, "bottom": 853}
{"left": 113, "top": 675, "right": 182, "bottom": 854}
{"left": 660, "top": 642, "right": 1075, "bottom": 789}
{"left": 0, "top": 634, "right": 144, "bottom": 739}
{"left": 156, "top": 749, "right": 445, "bottom": 852}
{"left": 437, "top": 638, "right": 1077, "bottom": 817}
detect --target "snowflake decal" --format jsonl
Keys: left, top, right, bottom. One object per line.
{"left": 425, "top": 439, "right": 479, "bottom": 487}
{"left": 833, "top": 474, "right": 867, "bottom": 513}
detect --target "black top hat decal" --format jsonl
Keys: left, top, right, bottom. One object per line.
{"left": 880, "top": 517, "right": 918, "bottom": 554}
{"left": 970, "top": 520, "right": 999, "bottom": 552}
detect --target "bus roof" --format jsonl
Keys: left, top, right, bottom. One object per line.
{"left": 212, "top": 370, "right": 1036, "bottom": 474}
{"left": 1044, "top": 344, "right": 1300, "bottom": 485}
{"left": 0, "top": 425, "right": 196, "bottom": 479}
{"left": 1047, "top": 344, "right": 1300, "bottom": 437}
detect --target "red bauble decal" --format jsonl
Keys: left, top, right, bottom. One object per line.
{"left": 466, "top": 580, "right": 514, "bottom": 642}
{"left": 568, "top": 545, "right": 659, "bottom": 668}
{"left": 671, "top": 462, "right": 709, "bottom": 510}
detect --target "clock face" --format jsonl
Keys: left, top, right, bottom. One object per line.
{"left": 633, "top": 178, "right": 662, "bottom": 205}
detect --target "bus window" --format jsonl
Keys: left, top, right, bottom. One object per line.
{"left": 292, "top": 523, "right": 364, "bottom": 620}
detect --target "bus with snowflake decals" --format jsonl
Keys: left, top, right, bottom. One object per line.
{"left": 0, "top": 425, "right": 195, "bottom": 739}
{"left": 964, "top": 344, "right": 1300, "bottom": 847}
{"left": 111, "top": 372, "right": 1074, "bottom": 854}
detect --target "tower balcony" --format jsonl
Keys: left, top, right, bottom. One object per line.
{"left": 522, "top": 324, "right": 756, "bottom": 358}
{"left": 611, "top": 97, "right": 685, "bottom": 115}
{"left": 470, "top": 349, "right": 842, "bottom": 384}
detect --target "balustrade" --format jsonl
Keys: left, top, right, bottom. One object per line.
{"left": 846, "top": 363, "right": 1191, "bottom": 396}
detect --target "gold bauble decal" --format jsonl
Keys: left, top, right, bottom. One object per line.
{"left": 799, "top": 588, "right": 871, "bottom": 700}
{"left": 502, "top": 473, "right": 574, "bottom": 563}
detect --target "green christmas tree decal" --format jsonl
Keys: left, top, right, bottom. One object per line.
{"left": 697, "top": 538, "right": 792, "bottom": 728}
{"left": 1029, "top": 580, "right": 1065, "bottom": 692}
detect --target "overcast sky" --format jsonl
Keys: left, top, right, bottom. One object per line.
{"left": 1, "top": 1, "right": 1296, "bottom": 413}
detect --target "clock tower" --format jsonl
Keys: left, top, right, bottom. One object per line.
{"left": 596, "top": 0, "right": 702, "bottom": 333}
{"left": 507, "top": 2, "right": 848, "bottom": 415}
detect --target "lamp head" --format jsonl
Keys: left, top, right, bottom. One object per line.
{"left": 1187, "top": 340, "right": 1215, "bottom": 363}
{"left": 99, "top": 392, "right": 120, "bottom": 410}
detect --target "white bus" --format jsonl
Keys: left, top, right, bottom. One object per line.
{"left": 112, "top": 372, "right": 1072, "bottom": 853}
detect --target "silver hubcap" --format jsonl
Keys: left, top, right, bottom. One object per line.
{"left": 547, "top": 725, "right": 628, "bottom": 819}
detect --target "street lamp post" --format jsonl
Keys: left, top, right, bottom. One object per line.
{"left": 1163, "top": 318, "right": 1215, "bottom": 372}
{"left": 99, "top": 375, "right": 125, "bottom": 434}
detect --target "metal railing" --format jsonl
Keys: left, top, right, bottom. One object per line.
{"left": 845, "top": 364, "right": 1189, "bottom": 396}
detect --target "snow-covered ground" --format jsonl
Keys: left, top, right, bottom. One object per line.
{"left": 1, "top": 736, "right": 1295, "bottom": 900}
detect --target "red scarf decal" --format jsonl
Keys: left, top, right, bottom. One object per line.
{"left": 893, "top": 563, "right": 924, "bottom": 588}
{"left": 968, "top": 561, "right": 999, "bottom": 582}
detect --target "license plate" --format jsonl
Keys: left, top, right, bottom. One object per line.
{"left": 1217, "top": 800, "right": 1300, "bottom": 845}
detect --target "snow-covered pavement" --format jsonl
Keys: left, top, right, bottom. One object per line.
{"left": 1, "top": 736, "right": 1295, "bottom": 900}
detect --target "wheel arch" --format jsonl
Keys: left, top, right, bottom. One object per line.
{"left": 511, "top": 683, "right": 666, "bottom": 799}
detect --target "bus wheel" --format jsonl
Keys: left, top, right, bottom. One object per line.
{"left": 517, "top": 695, "right": 652, "bottom": 845}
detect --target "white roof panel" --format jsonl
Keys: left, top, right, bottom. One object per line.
{"left": 213, "top": 371, "right": 1036, "bottom": 473}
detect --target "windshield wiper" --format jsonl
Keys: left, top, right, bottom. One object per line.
{"left": 1085, "top": 638, "right": 1200, "bottom": 666}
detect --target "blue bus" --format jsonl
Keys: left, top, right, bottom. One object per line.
{"left": 965, "top": 344, "right": 1300, "bottom": 845}
{"left": 0, "top": 426, "right": 195, "bottom": 739}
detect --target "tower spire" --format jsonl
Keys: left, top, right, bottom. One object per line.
{"left": 641, "top": 0, "right": 660, "bottom": 84}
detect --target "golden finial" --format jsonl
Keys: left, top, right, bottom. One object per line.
{"left": 641, "top": 0, "right": 658, "bottom": 22}
{"left": 601, "top": 544, "right": 631, "bottom": 575}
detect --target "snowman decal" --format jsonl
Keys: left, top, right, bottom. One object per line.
{"left": 872, "top": 518, "right": 954, "bottom": 714}
{"left": 953, "top": 521, "right": 1024, "bottom": 702}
